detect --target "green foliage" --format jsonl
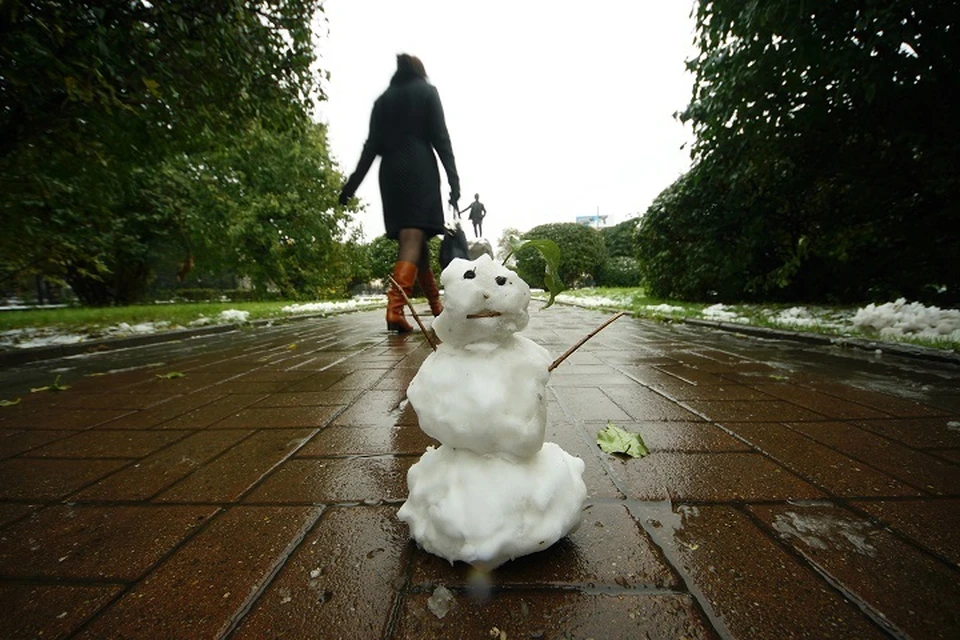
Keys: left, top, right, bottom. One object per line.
{"left": 515, "top": 223, "right": 607, "bottom": 290}
{"left": 0, "top": 1, "right": 350, "bottom": 304}
{"left": 597, "top": 256, "right": 642, "bottom": 288}
{"left": 642, "top": 0, "right": 960, "bottom": 304}
{"left": 600, "top": 219, "right": 639, "bottom": 258}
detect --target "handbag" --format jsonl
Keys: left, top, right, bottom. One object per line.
{"left": 439, "top": 221, "right": 470, "bottom": 269}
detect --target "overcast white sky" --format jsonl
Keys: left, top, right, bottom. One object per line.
{"left": 313, "top": 0, "right": 699, "bottom": 245}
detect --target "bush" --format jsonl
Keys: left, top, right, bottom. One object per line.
{"left": 597, "top": 256, "right": 642, "bottom": 287}
{"left": 515, "top": 223, "right": 607, "bottom": 289}
{"left": 600, "top": 219, "right": 639, "bottom": 258}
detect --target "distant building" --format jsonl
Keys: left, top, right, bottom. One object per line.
{"left": 576, "top": 215, "right": 608, "bottom": 228}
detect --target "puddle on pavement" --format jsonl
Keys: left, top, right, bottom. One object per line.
{"left": 772, "top": 509, "right": 878, "bottom": 556}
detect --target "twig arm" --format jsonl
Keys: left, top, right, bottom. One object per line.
{"left": 548, "top": 311, "right": 626, "bottom": 372}
{"left": 388, "top": 275, "right": 438, "bottom": 351}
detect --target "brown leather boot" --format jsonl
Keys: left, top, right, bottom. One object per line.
{"left": 387, "top": 261, "right": 417, "bottom": 333}
{"left": 418, "top": 268, "right": 443, "bottom": 316}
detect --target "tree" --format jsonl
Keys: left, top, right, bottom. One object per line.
{"left": 600, "top": 219, "right": 639, "bottom": 259}
{"left": 640, "top": 0, "right": 960, "bottom": 303}
{"left": 0, "top": 1, "right": 343, "bottom": 304}
{"left": 515, "top": 223, "right": 607, "bottom": 289}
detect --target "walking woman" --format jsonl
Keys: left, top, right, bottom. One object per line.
{"left": 338, "top": 54, "right": 460, "bottom": 332}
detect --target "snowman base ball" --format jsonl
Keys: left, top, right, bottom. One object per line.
{"left": 397, "top": 443, "right": 587, "bottom": 569}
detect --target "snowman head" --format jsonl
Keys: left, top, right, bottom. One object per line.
{"left": 433, "top": 255, "right": 531, "bottom": 346}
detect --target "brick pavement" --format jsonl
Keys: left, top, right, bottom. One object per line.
{"left": 0, "top": 305, "right": 957, "bottom": 639}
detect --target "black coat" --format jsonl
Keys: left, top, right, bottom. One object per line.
{"left": 341, "top": 72, "right": 460, "bottom": 240}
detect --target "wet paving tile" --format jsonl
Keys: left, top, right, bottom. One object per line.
{"left": 325, "top": 369, "right": 390, "bottom": 391}
{"left": 654, "top": 364, "right": 731, "bottom": 386}
{"left": 252, "top": 390, "right": 359, "bottom": 407}
{"left": 850, "top": 498, "right": 960, "bottom": 567}
{"left": 801, "top": 381, "right": 952, "bottom": 417}
{"left": 296, "top": 425, "right": 438, "bottom": 456}
{"left": 753, "top": 383, "right": 891, "bottom": 419}
{"left": 155, "top": 429, "right": 314, "bottom": 503}
{"left": 394, "top": 591, "right": 717, "bottom": 640}
{"left": 0, "top": 458, "right": 129, "bottom": 501}
{"left": 230, "top": 506, "right": 408, "bottom": 639}
{"left": 785, "top": 421, "right": 960, "bottom": 495}
{"left": 29, "top": 429, "right": 188, "bottom": 459}
{"left": 750, "top": 502, "right": 960, "bottom": 639}
{"left": 551, "top": 387, "right": 633, "bottom": 423}
{"left": 683, "top": 399, "right": 828, "bottom": 422}
{"left": 0, "top": 502, "right": 37, "bottom": 528}
{"left": 75, "top": 506, "right": 320, "bottom": 640}
{"left": 152, "top": 394, "right": 267, "bottom": 430}
{"left": 94, "top": 392, "right": 228, "bottom": 429}
{"left": 633, "top": 504, "right": 888, "bottom": 640}
{"left": 208, "top": 405, "right": 342, "bottom": 429}
{"left": 725, "top": 422, "right": 922, "bottom": 497}
{"left": 0, "top": 504, "right": 216, "bottom": 580}
{"left": 331, "top": 389, "right": 409, "bottom": 426}
{"left": 0, "top": 407, "right": 134, "bottom": 430}
{"left": 607, "top": 452, "right": 825, "bottom": 501}
{"left": 245, "top": 455, "right": 414, "bottom": 504}
{"left": 372, "top": 368, "right": 419, "bottom": 390}
{"left": 0, "top": 429, "right": 75, "bottom": 459}
{"left": 75, "top": 430, "right": 253, "bottom": 501}
{"left": 599, "top": 385, "right": 705, "bottom": 421}
{"left": 848, "top": 416, "right": 960, "bottom": 449}
{"left": 411, "top": 502, "right": 680, "bottom": 589}
{"left": 50, "top": 391, "right": 173, "bottom": 411}
{"left": 0, "top": 584, "right": 121, "bottom": 640}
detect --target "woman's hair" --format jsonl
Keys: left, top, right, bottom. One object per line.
{"left": 396, "top": 53, "right": 427, "bottom": 79}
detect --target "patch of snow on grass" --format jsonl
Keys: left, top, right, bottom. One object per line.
{"left": 553, "top": 294, "right": 625, "bottom": 308}
{"left": 282, "top": 296, "right": 385, "bottom": 315}
{"left": 218, "top": 309, "right": 250, "bottom": 323}
{"left": 102, "top": 321, "right": 172, "bottom": 338}
{"left": 643, "top": 303, "right": 686, "bottom": 314}
{"left": 701, "top": 303, "right": 748, "bottom": 323}
{"left": 853, "top": 298, "right": 960, "bottom": 342}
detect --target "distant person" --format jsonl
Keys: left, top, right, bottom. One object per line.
{"left": 460, "top": 193, "right": 486, "bottom": 238}
{"left": 338, "top": 54, "right": 460, "bottom": 333}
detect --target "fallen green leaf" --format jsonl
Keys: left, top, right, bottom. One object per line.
{"left": 156, "top": 371, "right": 186, "bottom": 379}
{"left": 30, "top": 374, "right": 70, "bottom": 393}
{"left": 0, "top": 398, "right": 21, "bottom": 407}
{"left": 597, "top": 422, "right": 649, "bottom": 458}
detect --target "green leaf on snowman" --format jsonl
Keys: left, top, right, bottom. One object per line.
{"left": 597, "top": 422, "right": 649, "bottom": 458}
{"left": 503, "top": 238, "right": 565, "bottom": 308}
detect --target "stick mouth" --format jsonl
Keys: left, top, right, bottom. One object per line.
{"left": 466, "top": 311, "right": 502, "bottom": 319}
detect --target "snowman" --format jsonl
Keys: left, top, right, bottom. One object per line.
{"left": 398, "top": 254, "right": 587, "bottom": 569}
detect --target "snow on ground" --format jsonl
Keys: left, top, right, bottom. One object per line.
{"left": 0, "top": 297, "right": 388, "bottom": 350}
{"left": 3, "top": 295, "right": 958, "bottom": 350}
{"left": 852, "top": 298, "right": 960, "bottom": 342}
{"left": 701, "top": 303, "right": 750, "bottom": 323}
{"left": 553, "top": 293, "right": 627, "bottom": 309}
{"left": 281, "top": 295, "right": 385, "bottom": 315}
{"left": 643, "top": 303, "right": 687, "bottom": 314}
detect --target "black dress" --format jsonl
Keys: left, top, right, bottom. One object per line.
{"left": 341, "top": 72, "right": 460, "bottom": 239}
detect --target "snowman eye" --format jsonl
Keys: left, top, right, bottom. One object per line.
{"left": 463, "top": 269, "right": 476, "bottom": 280}
{"left": 495, "top": 276, "right": 507, "bottom": 286}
